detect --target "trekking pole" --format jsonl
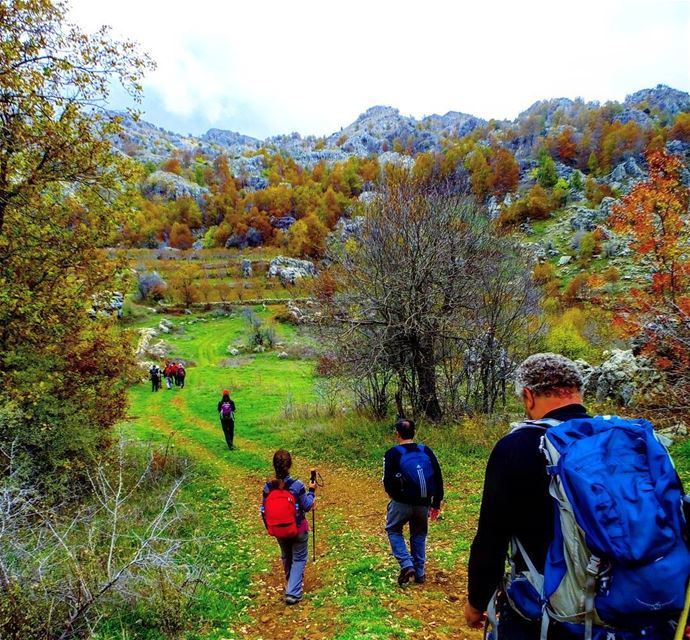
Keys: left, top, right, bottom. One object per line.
{"left": 675, "top": 579, "right": 690, "bottom": 640}
{"left": 310, "top": 468, "right": 317, "bottom": 562}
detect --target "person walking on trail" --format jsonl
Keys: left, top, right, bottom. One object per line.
{"left": 149, "top": 364, "right": 160, "bottom": 392}
{"left": 176, "top": 363, "right": 186, "bottom": 389}
{"left": 383, "top": 418, "right": 443, "bottom": 586}
{"left": 170, "top": 362, "right": 179, "bottom": 387}
{"left": 465, "top": 353, "right": 690, "bottom": 640}
{"left": 261, "top": 449, "right": 316, "bottom": 605}
{"left": 163, "top": 361, "right": 173, "bottom": 390}
{"left": 218, "top": 390, "right": 236, "bottom": 450}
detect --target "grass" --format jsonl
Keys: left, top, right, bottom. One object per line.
{"left": 114, "top": 308, "right": 690, "bottom": 639}
{"left": 114, "top": 310, "right": 488, "bottom": 639}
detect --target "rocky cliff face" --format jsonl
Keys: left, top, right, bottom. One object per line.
{"left": 625, "top": 84, "right": 690, "bottom": 116}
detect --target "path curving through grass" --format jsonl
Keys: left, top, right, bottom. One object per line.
{"left": 124, "top": 312, "right": 483, "bottom": 640}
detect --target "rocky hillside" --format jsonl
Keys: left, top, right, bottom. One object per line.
{"left": 114, "top": 83, "right": 689, "bottom": 177}
{"left": 113, "top": 84, "right": 690, "bottom": 280}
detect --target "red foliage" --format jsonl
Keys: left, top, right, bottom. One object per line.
{"left": 608, "top": 149, "right": 690, "bottom": 382}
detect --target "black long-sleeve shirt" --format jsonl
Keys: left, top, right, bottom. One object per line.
{"left": 467, "top": 404, "right": 590, "bottom": 611}
{"left": 383, "top": 442, "right": 444, "bottom": 509}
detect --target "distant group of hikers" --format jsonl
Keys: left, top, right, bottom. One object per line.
{"left": 149, "top": 361, "right": 186, "bottom": 392}
{"left": 259, "top": 352, "right": 690, "bottom": 640}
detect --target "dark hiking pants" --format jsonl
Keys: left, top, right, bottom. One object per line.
{"left": 221, "top": 419, "right": 234, "bottom": 449}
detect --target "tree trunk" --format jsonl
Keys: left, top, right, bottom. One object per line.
{"left": 413, "top": 336, "right": 442, "bottom": 422}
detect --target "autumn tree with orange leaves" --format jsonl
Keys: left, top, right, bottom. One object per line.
{"left": 608, "top": 149, "right": 690, "bottom": 406}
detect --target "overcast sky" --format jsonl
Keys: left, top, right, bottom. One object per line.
{"left": 68, "top": 0, "right": 690, "bottom": 139}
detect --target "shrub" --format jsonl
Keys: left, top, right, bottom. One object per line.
{"left": 0, "top": 440, "right": 195, "bottom": 639}
{"left": 585, "top": 175, "right": 616, "bottom": 206}
{"left": 242, "top": 310, "right": 276, "bottom": 348}
{"left": 562, "top": 273, "right": 590, "bottom": 306}
{"left": 669, "top": 112, "right": 690, "bottom": 142}
{"left": 498, "top": 184, "right": 556, "bottom": 227}
{"left": 602, "top": 266, "right": 620, "bottom": 283}
{"left": 533, "top": 261, "right": 556, "bottom": 285}
{"left": 137, "top": 270, "right": 168, "bottom": 301}
{"left": 577, "top": 231, "right": 598, "bottom": 263}
{"left": 544, "top": 309, "right": 596, "bottom": 361}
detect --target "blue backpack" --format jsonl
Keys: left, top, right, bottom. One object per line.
{"left": 396, "top": 444, "right": 437, "bottom": 501}
{"left": 496, "top": 416, "right": 690, "bottom": 640}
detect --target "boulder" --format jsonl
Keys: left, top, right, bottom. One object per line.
{"left": 613, "top": 108, "right": 652, "bottom": 127}
{"left": 135, "top": 327, "right": 171, "bottom": 361}
{"left": 486, "top": 196, "right": 501, "bottom": 220}
{"left": 334, "top": 216, "right": 365, "bottom": 243}
{"left": 227, "top": 347, "right": 240, "bottom": 356}
{"left": 597, "top": 197, "right": 618, "bottom": 219}
{"left": 89, "top": 291, "right": 124, "bottom": 319}
{"left": 158, "top": 319, "right": 174, "bottom": 333}
{"left": 142, "top": 171, "right": 209, "bottom": 207}
{"left": 241, "top": 259, "right": 253, "bottom": 278}
{"left": 225, "top": 226, "right": 263, "bottom": 249}
{"left": 666, "top": 139, "right": 690, "bottom": 157}
{"left": 277, "top": 351, "right": 289, "bottom": 359}
{"left": 358, "top": 191, "right": 378, "bottom": 205}
{"left": 253, "top": 345, "right": 266, "bottom": 353}
{"left": 569, "top": 206, "right": 605, "bottom": 232}
{"left": 607, "top": 157, "right": 646, "bottom": 188}
{"left": 270, "top": 216, "right": 297, "bottom": 230}
{"left": 584, "top": 349, "right": 662, "bottom": 405}
{"left": 267, "top": 256, "right": 317, "bottom": 285}
{"left": 557, "top": 255, "right": 572, "bottom": 266}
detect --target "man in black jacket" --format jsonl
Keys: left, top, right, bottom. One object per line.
{"left": 465, "top": 353, "right": 588, "bottom": 638}
{"left": 383, "top": 418, "right": 444, "bottom": 586}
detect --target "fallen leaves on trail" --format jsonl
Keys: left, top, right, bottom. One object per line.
{"left": 143, "top": 391, "right": 483, "bottom": 639}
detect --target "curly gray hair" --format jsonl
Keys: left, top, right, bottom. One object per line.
{"left": 514, "top": 353, "right": 584, "bottom": 398}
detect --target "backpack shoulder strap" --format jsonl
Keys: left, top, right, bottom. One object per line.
{"left": 510, "top": 418, "right": 561, "bottom": 434}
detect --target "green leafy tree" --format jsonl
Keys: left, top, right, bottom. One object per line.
{"left": 0, "top": 0, "right": 152, "bottom": 489}
{"left": 536, "top": 150, "right": 558, "bottom": 188}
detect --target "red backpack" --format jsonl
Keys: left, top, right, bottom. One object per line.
{"left": 263, "top": 483, "right": 299, "bottom": 538}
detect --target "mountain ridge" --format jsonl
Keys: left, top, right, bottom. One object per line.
{"left": 113, "top": 83, "right": 690, "bottom": 167}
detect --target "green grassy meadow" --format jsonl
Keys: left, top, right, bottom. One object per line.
{"left": 116, "top": 310, "right": 491, "bottom": 640}
{"left": 115, "top": 308, "right": 690, "bottom": 640}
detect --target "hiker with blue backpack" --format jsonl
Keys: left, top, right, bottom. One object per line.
{"left": 465, "top": 352, "right": 690, "bottom": 640}
{"left": 218, "top": 390, "right": 236, "bottom": 450}
{"left": 383, "top": 418, "right": 444, "bottom": 586}
{"left": 261, "top": 449, "right": 316, "bottom": 605}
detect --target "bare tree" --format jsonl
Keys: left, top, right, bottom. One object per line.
{"left": 0, "top": 439, "right": 197, "bottom": 640}
{"left": 323, "top": 169, "right": 541, "bottom": 421}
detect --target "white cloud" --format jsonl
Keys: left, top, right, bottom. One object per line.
{"left": 69, "top": 0, "right": 690, "bottom": 137}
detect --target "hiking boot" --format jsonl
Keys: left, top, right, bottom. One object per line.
{"left": 285, "top": 595, "right": 300, "bottom": 605}
{"left": 397, "top": 566, "right": 415, "bottom": 586}
{"left": 414, "top": 574, "right": 426, "bottom": 584}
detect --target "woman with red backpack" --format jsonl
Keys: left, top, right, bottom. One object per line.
{"left": 261, "top": 449, "right": 316, "bottom": 605}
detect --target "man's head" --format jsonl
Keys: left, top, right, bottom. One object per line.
{"left": 394, "top": 418, "right": 415, "bottom": 441}
{"left": 514, "top": 353, "right": 584, "bottom": 419}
